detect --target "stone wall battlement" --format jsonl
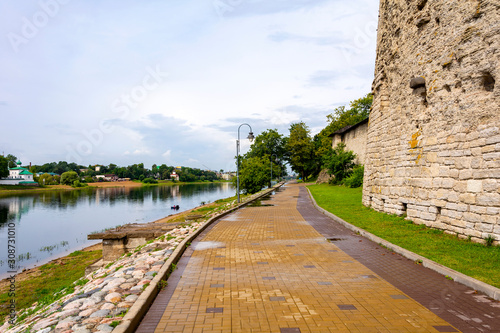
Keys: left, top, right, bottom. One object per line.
{"left": 363, "top": 0, "right": 500, "bottom": 243}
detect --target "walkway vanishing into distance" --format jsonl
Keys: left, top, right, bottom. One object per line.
{"left": 137, "top": 183, "right": 500, "bottom": 333}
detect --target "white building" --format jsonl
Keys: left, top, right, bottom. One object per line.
{"left": 0, "top": 160, "right": 38, "bottom": 185}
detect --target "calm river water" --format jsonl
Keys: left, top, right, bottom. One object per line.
{"left": 0, "top": 183, "right": 234, "bottom": 278}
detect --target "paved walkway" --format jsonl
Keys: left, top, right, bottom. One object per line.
{"left": 137, "top": 183, "right": 500, "bottom": 332}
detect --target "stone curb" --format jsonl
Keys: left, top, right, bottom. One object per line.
{"left": 113, "top": 183, "right": 284, "bottom": 333}
{"left": 305, "top": 187, "right": 500, "bottom": 302}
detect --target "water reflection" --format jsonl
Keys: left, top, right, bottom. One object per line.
{"left": 0, "top": 183, "right": 234, "bottom": 278}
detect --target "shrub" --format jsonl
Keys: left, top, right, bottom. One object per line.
{"left": 142, "top": 177, "right": 158, "bottom": 184}
{"left": 343, "top": 165, "right": 364, "bottom": 188}
{"left": 322, "top": 143, "right": 356, "bottom": 184}
{"left": 72, "top": 180, "right": 87, "bottom": 188}
{"left": 61, "top": 171, "right": 79, "bottom": 185}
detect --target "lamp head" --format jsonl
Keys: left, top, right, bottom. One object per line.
{"left": 248, "top": 132, "right": 255, "bottom": 143}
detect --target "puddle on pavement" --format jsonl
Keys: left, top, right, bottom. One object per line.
{"left": 193, "top": 241, "right": 225, "bottom": 251}
{"left": 247, "top": 194, "right": 275, "bottom": 207}
{"left": 326, "top": 236, "right": 346, "bottom": 242}
{"left": 224, "top": 212, "right": 243, "bottom": 221}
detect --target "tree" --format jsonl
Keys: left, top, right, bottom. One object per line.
{"left": 323, "top": 143, "right": 356, "bottom": 184}
{"left": 233, "top": 156, "right": 269, "bottom": 194}
{"left": 286, "top": 122, "right": 315, "bottom": 181}
{"left": 38, "top": 173, "right": 57, "bottom": 185}
{"left": 313, "top": 93, "right": 373, "bottom": 174}
{"left": 0, "top": 156, "right": 9, "bottom": 178}
{"left": 6, "top": 154, "right": 17, "bottom": 168}
{"left": 245, "top": 129, "right": 288, "bottom": 186}
{"left": 325, "top": 93, "right": 372, "bottom": 133}
{"left": 61, "top": 171, "right": 79, "bottom": 185}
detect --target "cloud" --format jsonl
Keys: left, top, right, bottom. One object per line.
{"left": 162, "top": 150, "right": 172, "bottom": 158}
{"left": 307, "top": 70, "right": 341, "bottom": 87}
{"left": 0, "top": 0, "right": 379, "bottom": 170}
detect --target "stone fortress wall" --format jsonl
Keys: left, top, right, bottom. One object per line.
{"left": 363, "top": 0, "right": 500, "bottom": 243}
{"left": 331, "top": 119, "right": 369, "bottom": 165}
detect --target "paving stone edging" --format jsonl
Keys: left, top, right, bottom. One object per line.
{"left": 306, "top": 187, "right": 500, "bottom": 302}
{"left": 113, "top": 184, "right": 284, "bottom": 333}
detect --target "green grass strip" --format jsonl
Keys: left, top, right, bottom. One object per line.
{"left": 308, "top": 184, "right": 500, "bottom": 289}
{"left": 0, "top": 249, "right": 102, "bottom": 321}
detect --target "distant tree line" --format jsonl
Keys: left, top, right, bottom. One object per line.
{"left": 0, "top": 154, "right": 223, "bottom": 186}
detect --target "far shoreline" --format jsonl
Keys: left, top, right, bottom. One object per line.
{"left": 0, "top": 179, "right": 232, "bottom": 197}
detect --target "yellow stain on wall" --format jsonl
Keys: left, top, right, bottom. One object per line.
{"left": 409, "top": 130, "right": 424, "bottom": 164}
{"left": 409, "top": 130, "right": 421, "bottom": 149}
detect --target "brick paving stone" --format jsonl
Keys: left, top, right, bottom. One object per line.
{"left": 137, "top": 183, "right": 500, "bottom": 332}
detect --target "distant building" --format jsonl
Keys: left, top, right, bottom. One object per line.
{"left": 104, "top": 174, "right": 118, "bottom": 181}
{"left": 329, "top": 118, "right": 369, "bottom": 165}
{"left": 220, "top": 172, "right": 235, "bottom": 181}
{"left": 170, "top": 171, "right": 180, "bottom": 181}
{"left": 0, "top": 160, "right": 38, "bottom": 185}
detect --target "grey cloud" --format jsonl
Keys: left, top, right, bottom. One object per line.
{"left": 213, "top": 104, "right": 331, "bottom": 136}
{"left": 307, "top": 70, "right": 341, "bottom": 87}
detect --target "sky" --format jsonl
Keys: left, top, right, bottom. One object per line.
{"left": 0, "top": 0, "right": 379, "bottom": 172}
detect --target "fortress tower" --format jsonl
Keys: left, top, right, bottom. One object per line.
{"left": 363, "top": 0, "right": 500, "bottom": 243}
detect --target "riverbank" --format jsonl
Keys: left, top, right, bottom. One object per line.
{"left": 0, "top": 243, "right": 103, "bottom": 321}
{"left": 0, "top": 189, "right": 249, "bottom": 318}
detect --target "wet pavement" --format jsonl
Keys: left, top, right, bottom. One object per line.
{"left": 137, "top": 183, "right": 500, "bottom": 332}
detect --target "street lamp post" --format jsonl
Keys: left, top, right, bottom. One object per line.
{"left": 236, "top": 123, "right": 254, "bottom": 203}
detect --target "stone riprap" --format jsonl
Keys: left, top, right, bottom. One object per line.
{"left": 364, "top": 0, "right": 500, "bottom": 243}
{"left": 0, "top": 222, "right": 202, "bottom": 333}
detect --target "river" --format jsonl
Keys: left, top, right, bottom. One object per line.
{"left": 0, "top": 182, "right": 234, "bottom": 279}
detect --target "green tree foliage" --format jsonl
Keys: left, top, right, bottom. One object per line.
{"left": 314, "top": 93, "right": 373, "bottom": 169}
{"left": 326, "top": 93, "right": 372, "bottom": 133}
{"left": 61, "top": 171, "right": 79, "bottom": 185}
{"left": 286, "top": 122, "right": 315, "bottom": 180}
{"left": 6, "top": 154, "right": 17, "bottom": 168}
{"left": 323, "top": 143, "right": 356, "bottom": 184}
{"left": 178, "top": 167, "right": 218, "bottom": 182}
{"left": 158, "top": 164, "right": 174, "bottom": 180}
{"left": 343, "top": 165, "right": 364, "bottom": 188}
{"left": 244, "top": 129, "right": 288, "bottom": 184}
{"left": 245, "top": 129, "right": 287, "bottom": 160}
{"left": 0, "top": 156, "right": 9, "bottom": 178}
{"left": 38, "top": 173, "right": 59, "bottom": 185}
{"left": 233, "top": 156, "right": 269, "bottom": 194}
{"left": 35, "top": 161, "right": 84, "bottom": 175}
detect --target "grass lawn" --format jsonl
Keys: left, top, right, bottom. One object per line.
{"left": 0, "top": 249, "right": 102, "bottom": 320}
{"left": 308, "top": 184, "right": 500, "bottom": 289}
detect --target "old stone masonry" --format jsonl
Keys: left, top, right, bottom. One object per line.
{"left": 363, "top": 0, "right": 500, "bottom": 243}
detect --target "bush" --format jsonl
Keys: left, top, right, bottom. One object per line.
{"left": 61, "top": 171, "right": 79, "bottom": 185}
{"left": 322, "top": 143, "right": 356, "bottom": 184}
{"left": 343, "top": 165, "right": 364, "bottom": 188}
{"left": 38, "top": 173, "right": 57, "bottom": 186}
{"left": 142, "top": 177, "right": 158, "bottom": 184}
{"left": 72, "top": 180, "right": 87, "bottom": 188}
